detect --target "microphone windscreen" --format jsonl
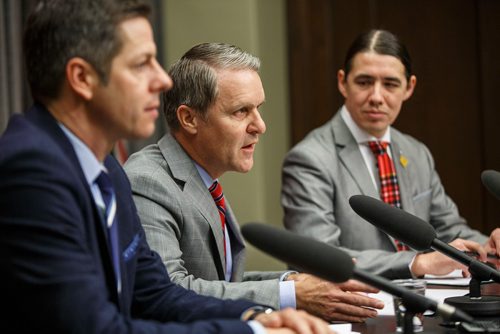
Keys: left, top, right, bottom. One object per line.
{"left": 349, "top": 195, "right": 436, "bottom": 250}
{"left": 481, "top": 170, "right": 500, "bottom": 200}
{"left": 241, "top": 223, "right": 353, "bottom": 283}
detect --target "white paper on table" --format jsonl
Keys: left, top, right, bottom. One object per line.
{"left": 423, "top": 269, "right": 471, "bottom": 286}
{"left": 328, "top": 323, "right": 360, "bottom": 334}
{"left": 369, "top": 291, "right": 395, "bottom": 316}
{"left": 368, "top": 287, "right": 468, "bottom": 317}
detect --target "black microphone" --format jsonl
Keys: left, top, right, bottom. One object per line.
{"left": 349, "top": 194, "right": 500, "bottom": 316}
{"left": 241, "top": 223, "right": 474, "bottom": 323}
{"left": 348, "top": 194, "right": 500, "bottom": 283}
{"left": 481, "top": 169, "right": 500, "bottom": 200}
{"left": 242, "top": 222, "right": 353, "bottom": 283}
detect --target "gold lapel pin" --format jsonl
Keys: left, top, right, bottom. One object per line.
{"left": 400, "top": 155, "right": 408, "bottom": 168}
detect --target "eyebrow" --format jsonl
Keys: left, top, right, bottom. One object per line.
{"left": 384, "top": 77, "right": 403, "bottom": 84}
{"left": 233, "top": 100, "right": 266, "bottom": 111}
{"left": 138, "top": 51, "right": 156, "bottom": 60}
{"left": 353, "top": 74, "right": 374, "bottom": 81}
{"left": 354, "top": 74, "right": 402, "bottom": 84}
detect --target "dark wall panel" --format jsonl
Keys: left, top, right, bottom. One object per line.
{"left": 375, "top": 0, "right": 484, "bottom": 230}
{"left": 286, "top": 0, "right": 336, "bottom": 142}
{"left": 478, "top": 0, "right": 500, "bottom": 233}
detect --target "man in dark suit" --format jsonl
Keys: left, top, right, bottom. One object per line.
{"left": 0, "top": 1, "right": 331, "bottom": 333}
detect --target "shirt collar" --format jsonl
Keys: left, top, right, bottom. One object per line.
{"left": 59, "top": 123, "right": 106, "bottom": 186}
{"left": 340, "top": 105, "right": 392, "bottom": 144}
{"left": 194, "top": 162, "right": 217, "bottom": 189}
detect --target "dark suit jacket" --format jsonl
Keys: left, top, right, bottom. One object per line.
{"left": 0, "top": 104, "right": 256, "bottom": 333}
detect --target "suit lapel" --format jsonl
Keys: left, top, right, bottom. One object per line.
{"left": 158, "top": 135, "right": 227, "bottom": 277}
{"left": 27, "top": 104, "right": 110, "bottom": 233}
{"left": 224, "top": 202, "right": 245, "bottom": 246}
{"left": 333, "top": 112, "right": 399, "bottom": 250}
{"left": 223, "top": 202, "right": 246, "bottom": 280}
{"left": 391, "top": 132, "right": 415, "bottom": 215}
{"left": 333, "top": 114, "right": 379, "bottom": 198}
{"left": 26, "top": 104, "right": 122, "bottom": 307}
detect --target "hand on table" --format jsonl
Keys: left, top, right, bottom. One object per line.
{"left": 288, "top": 273, "right": 384, "bottom": 322}
{"left": 255, "top": 307, "right": 334, "bottom": 334}
{"left": 411, "top": 238, "right": 487, "bottom": 277}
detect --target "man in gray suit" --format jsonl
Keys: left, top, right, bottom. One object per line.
{"left": 125, "top": 42, "right": 384, "bottom": 323}
{"left": 282, "top": 29, "right": 499, "bottom": 279}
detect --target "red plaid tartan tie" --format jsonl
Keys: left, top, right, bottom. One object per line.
{"left": 368, "top": 141, "right": 409, "bottom": 251}
{"left": 209, "top": 181, "right": 227, "bottom": 258}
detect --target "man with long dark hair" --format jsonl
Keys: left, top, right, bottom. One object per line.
{"left": 282, "top": 29, "right": 499, "bottom": 279}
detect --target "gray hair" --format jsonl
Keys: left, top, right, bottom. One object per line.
{"left": 162, "top": 42, "right": 261, "bottom": 131}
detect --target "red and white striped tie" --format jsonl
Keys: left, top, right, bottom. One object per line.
{"left": 209, "top": 181, "right": 227, "bottom": 258}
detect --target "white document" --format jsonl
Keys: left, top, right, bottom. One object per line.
{"left": 369, "top": 291, "right": 395, "bottom": 316}
{"left": 368, "top": 288, "right": 467, "bottom": 316}
{"left": 424, "top": 269, "right": 471, "bottom": 286}
{"left": 329, "top": 323, "right": 360, "bottom": 334}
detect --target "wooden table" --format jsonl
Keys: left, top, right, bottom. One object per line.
{"left": 350, "top": 282, "right": 500, "bottom": 334}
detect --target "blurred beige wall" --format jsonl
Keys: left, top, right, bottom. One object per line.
{"left": 162, "top": 0, "right": 290, "bottom": 271}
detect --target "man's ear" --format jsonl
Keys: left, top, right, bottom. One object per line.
{"left": 177, "top": 105, "right": 200, "bottom": 135}
{"left": 65, "top": 57, "right": 98, "bottom": 100}
{"left": 403, "top": 75, "right": 417, "bottom": 101}
{"left": 337, "top": 69, "right": 348, "bottom": 99}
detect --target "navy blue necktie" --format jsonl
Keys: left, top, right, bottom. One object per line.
{"left": 95, "top": 171, "right": 122, "bottom": 294}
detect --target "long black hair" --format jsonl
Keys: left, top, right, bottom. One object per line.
{"left": 343, "top": 29, "right": 412, "bottom": 81}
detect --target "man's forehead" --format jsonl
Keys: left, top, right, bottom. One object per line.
{"left": 113, "top": 18, "right": 156, "bottom": 61}
{"left": 350, "top": 65, "right": 406, "bottom": 82}
{"left": 352, "top": 51, "right": 404, "bottom": 64}
{"left": 117, "top": 17, "right": 155, "bottom": 47}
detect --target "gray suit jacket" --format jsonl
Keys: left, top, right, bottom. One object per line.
{"left": 125, "top": 133, "right": 283, "bottom": 308}
{"left": 281, "top": 111, "right": 487, "bottom": 279}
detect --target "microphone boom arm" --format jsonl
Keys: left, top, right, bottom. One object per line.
{"left": 431, "top": 238, "right": 500, "bottom": 282}
{"left": 352, "top": 269, "right": 433, "bottom": 314}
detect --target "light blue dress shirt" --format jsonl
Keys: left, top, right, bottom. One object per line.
{"left": 59, "top": 124, "right": 106, "bottom": 200}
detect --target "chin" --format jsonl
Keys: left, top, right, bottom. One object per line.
{"left": 364, "top": 123, "right": 389, "bottom": 136}
{"left": 236, "top": 163, "right": 254, "bottom": 174}
{"left": 135, "top": 124, "right": 156, "bottom": 139}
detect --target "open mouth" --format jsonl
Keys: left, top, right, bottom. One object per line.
{"left": 242, "top": 143, "right": 256, "bottom": 150}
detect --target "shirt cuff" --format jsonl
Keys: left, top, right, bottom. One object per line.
{"left": 247, "top": 320, "right": 267, "bottom": 334}
{"left": 279, "top": 279, "right": 296, "bottom": 309}
{"left": 279, "top": 270, "right": 298, "bottom": 282}
{"left": 408, "top": 254, "right": 420, "bottom": 278}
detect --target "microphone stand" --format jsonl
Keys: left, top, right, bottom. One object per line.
{"left": 403, "top": 310, "right": 417, "bottom": 334}
{"left": 432, "top": 239, "right": 500, "bottom": 317}
{"left": 444, "top": 277, "right": 500, "bottom": 317}
{"left": 353, "top": 270, "right": 431, "bottom": 334}
{"left": 468, "top": 277, "right": 481, "bottom": 299}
